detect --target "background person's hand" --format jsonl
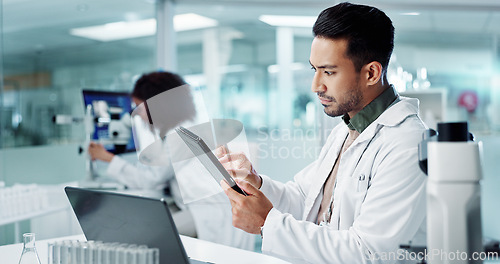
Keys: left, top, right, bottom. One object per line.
{"left": 88, "top": 142, "right": 114, "bottom": 162}
{"left": 215, "top": 146, "right": 262, "bottom": 189}
{"left": 221, "top": 179, "right": 273, "bottom": 234}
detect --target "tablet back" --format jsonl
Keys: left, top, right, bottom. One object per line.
{"left": 175, "top": 126, "right": 247, "bottom": 196}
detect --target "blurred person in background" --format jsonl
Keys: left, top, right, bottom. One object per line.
{"left": 89, "top": 71, "right": 255, "bottom": 250}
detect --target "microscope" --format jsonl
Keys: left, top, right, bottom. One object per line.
{"left": 418, "top": 122, "right": 483, "bottom": 264}
{"left": 53, "top": 103, "right": 132, "bottom": 182}
{"left": 105, "top": 108, "right": 132, "bottom": 154}
{"left": 53, "top": 105, "right": 98, "bottom": 181}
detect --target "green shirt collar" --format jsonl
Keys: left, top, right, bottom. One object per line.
{"left": 342, "top": 85, "right": 399, "bottom": 133}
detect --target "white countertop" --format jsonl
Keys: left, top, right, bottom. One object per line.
{"left": 0, "top": 234, "right": 290, "bottom": 264}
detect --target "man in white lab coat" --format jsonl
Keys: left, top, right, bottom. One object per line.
{"left": 219, "top": 2, "right": 427, "bottom": 263}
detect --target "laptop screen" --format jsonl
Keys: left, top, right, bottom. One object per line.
{"left": 65, "top": 187, "right": 190, "bottom": 264}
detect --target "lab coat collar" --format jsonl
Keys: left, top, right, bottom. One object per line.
{"left": 353, "top": 97, "right": 420, "bottom": 144}
{"left": 371, "top": 96, "right": 420, "bottom": 129}
{"left": 343, "top": 85, "right": 399, "bottom": 134}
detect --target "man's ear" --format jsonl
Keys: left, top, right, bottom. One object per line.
{"left": 363, "top": 61, "right": 383, "bottom": 86}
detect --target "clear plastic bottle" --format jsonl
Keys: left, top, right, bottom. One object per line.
{"left": 18, "top": 233, "right": 41, "bottom": 264}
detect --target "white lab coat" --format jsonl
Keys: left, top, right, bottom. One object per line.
{"left": 260, "top": 97, "right": 427, "bottom": 264}
{"left": 107, "top": 154, "right": 175, "bottom": 192}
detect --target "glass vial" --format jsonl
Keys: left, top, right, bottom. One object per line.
{"left": 18, "top": 233, "right": 41, "bottom": 264}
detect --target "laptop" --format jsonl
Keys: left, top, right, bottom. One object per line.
{"left": 64, "top": 186, "right": 210, "bottom": 264}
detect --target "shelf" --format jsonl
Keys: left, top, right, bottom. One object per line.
{"left": 0, "top": 205, "right": 70, "bottom": 226}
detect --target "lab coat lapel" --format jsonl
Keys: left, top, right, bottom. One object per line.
{"left": 303, "top": 125, "right": 348, "bottom": 221}
{"left": 337, "top": 121, "right": 385, "bottom": 184}
{"left": 328, "top": 123, "right": 382, "bottom": 229}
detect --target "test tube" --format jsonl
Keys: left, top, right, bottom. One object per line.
{"left": 53, "top": 242, "right": 61, "bottom": 264}
{"left": 77, "top": 241, "right": 87, "bottom": 264}
{"left": 47, "top": 243, "right": 54, "bottom": 264}
{"left": 100, "top": 245, "right": 113, "bottom": 264}
{"left": 96, "top": 246, "right": 105, "bottom": 264}
{"left": 135, "top": 245, "right": 148, "bottom": 264}
{"left": 70, "top": 240, "right": 79, "bottom": 264}
{"left": 86, "top": 242, "right": 97, "bottom": 264}
{"left": 128, "top": 245, "right": 139, "bottom": 264}
{"left": 147, "top": 248, "right": 160, "bottom": 264}
{"left": 117, "top": 243, "right": 131, "bottom": 264}
{"left": 59, "top": 241, "right": 70, "bottom": 264}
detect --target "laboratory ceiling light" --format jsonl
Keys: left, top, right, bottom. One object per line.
{"left": 400, "top": 12, "right": 420, "bottom": 16}
{"left": 174, "top": 13, "right": 218, "bottom": 31}
{"left": 70, "top": 13, "right": 218, "bottom": 42}
{"left": 259, "top": 15, "right": 317, "bottom": 28}
{"left": 70, "top": 19, "right": 156, "bottom": 42}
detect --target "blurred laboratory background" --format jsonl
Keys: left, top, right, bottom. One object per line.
{"left": 1, "top": 0, "right": 499, "bottom": 247}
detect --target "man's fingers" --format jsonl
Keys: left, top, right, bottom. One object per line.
{"left": 221, "top": 178, "right": 230, "bottom": 189}
{"left": 218, "top": 153, "right": 234, "bottom": 164}
{"left": 218, "top": 152, "right": 246, "bottom": 162}
{"left": 219, "top": 159, "right": 234, "bottom": 171}
{"left": 214, "top": 146, "right": 227, "bottom": 158}
{"left": 226, "top": 168, "right": 252, "bottom": 178}
{"left": 234, "top": 152, "right": 248, "bottom": 163}
{"left": 234, "top": 179, "right": 260, "bottom": 196}
{"left": 219, "top": 154, "right": 250, "bottom": 168}
{"left": 221, "top": 180, "right": 244, "bottom": 203}
{"left": 218, "top": 153, "right": 235, "bottom": 162}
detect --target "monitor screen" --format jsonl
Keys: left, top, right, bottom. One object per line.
{"left": 82, "top": 89, "right": 135, "bottom": 154}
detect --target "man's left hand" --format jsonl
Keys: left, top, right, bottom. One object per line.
{"left": 221, "top": 179, "right": 273, "bottom": 234}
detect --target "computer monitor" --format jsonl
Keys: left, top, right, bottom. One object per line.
{"left": 82, "top": 89, "right": 135, "bottom": 154}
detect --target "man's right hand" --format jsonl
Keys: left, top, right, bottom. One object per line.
{"left": 215, "top": 146, "right": 262, "bottom": 189}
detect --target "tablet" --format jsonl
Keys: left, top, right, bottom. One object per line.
{"left": 175, "top": 126, "right": 248, "bottom": 196}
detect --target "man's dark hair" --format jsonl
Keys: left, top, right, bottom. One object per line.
{"left": 313, "top": 2, "right": 394, "bottom": 74}
{"left": 131, "top": 71, "right": 187, "bottom": 101}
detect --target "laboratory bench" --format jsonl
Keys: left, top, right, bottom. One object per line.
{"left": 0, "top": 233, "right": 291, "bottom": 264}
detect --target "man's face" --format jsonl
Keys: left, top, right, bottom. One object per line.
{"left": 309, "top": 37, "right": 364, "bottom": 118}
